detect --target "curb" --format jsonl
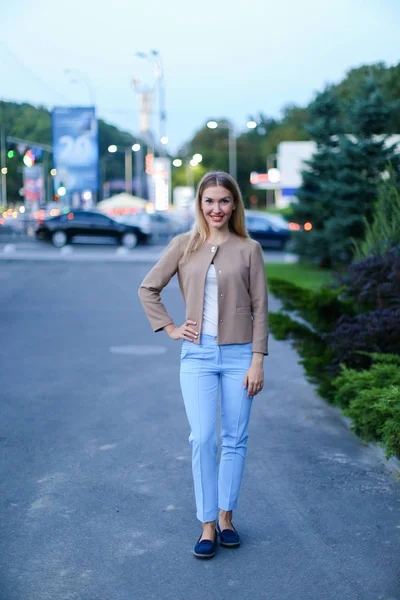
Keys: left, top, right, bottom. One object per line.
{"left": 328, "top": 401, "right": 400, "bottom": 479}
{"left": 270, "top": 300, "right": 400, "bottom": 481}
{"left": 0, "top": 254, "right": 162, "bottom": 263}
{"left": 0, "top": 245, "right": 164, "bottom": 264}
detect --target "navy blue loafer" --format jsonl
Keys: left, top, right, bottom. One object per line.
{"left": 217, "top": 522, "right": 240, "bottom": 547}
{"left": 193, "top": 530, "right": 218, "bottom": 559}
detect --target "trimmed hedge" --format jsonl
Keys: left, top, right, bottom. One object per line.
{"left": 332, "top": 354, "right": 400, "bottom": 458}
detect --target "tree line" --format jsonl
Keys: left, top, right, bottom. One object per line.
{"left": 1, "top": 61, "right": 400, "bottom": 206}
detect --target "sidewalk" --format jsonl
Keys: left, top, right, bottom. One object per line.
{"left": 0, "top": 259, "right": 399, "bottom": 600}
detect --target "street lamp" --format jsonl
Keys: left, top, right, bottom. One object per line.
{"left": 173, "top": 154, "right": 202, "bottom": 188}
{"left": 64, "top": 68, "right": 96, "bottom": 106}
{"left": 206, "top": 120, "right": 237, "bottom": 180}
{"left": 268, "top": 167, "right": 280, "bottom": 183}
{"left": 107, "top": 143, "right": 143, "bottom": 195}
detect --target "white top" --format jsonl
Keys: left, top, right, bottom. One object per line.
{"left": 202, "top": 264, "right": 218, "bottom": 335}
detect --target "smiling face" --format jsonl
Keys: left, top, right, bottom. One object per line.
{"left": 200, "top": 185, "right": 235, "bottom": 232}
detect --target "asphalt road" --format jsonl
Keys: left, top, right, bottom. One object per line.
{"left": 0, "top": 260, "right": 399, "bottom": 600}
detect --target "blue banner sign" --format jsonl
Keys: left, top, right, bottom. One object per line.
{"left": 52, "top": 106, "right": 99, "bottom": 194}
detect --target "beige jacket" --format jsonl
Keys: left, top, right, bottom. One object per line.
{"left": 138, "top": 232, "right": 269, "bottom": 355}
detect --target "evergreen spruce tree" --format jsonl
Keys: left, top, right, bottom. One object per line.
{"left": 325, "top": 77, "right": 398, "bottom": 262}
{"left": 293, "top": 77, "right": 398, "bottom": 266}
{"left": 292, "top": 87, "right": 342, "bottom": 267}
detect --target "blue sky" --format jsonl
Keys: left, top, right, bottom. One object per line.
{"left": 1, "top": 0, "right": 399, "bottom": 153}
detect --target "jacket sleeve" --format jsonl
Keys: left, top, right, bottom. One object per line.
{"left": 249, "top": 241, "right": 269, "bottom": 355}
{"left": 138, "top": 235, "right": 182, "bottom": 332}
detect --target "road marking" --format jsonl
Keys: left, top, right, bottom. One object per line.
{"left": 60, "top": 246, "right": 73, "bottom": 255}
{"left": 116, "top": 247, "right": 129, "bottom": 256}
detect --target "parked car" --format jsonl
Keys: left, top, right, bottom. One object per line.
{"left": 35, "top": 210, "right": 150, "bottom": 249}
{"left": 117, "top": 210, "right": 188, "bottom": 241}
{"left": 245, "top": 211, "right": 289, "bottom": 249}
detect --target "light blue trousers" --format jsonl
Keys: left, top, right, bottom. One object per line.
{"left": 180, "top": 334, "right": 254, "bottom": 523}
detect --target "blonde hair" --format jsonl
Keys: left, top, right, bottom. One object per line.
{"left": 183, "top": 171, "right": 248, "bottom": 261}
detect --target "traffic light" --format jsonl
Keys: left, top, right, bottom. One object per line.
{"left": 7, "top": 150, "right": 14, "bottom": 159}
{"left": 23, "top": 150, "right": 35, "bottom": 167}
{"left": 22, "top": 147, "right": 43, "bottom": 167}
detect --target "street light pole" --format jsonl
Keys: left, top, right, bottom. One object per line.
{"left": 64, "top": 68, "right": 96, "bottom": 106}
{"left": 207, "top": 120, "right": 237, "bottom": 180}
{"left": 228, "top": 124, "right": 237, "bottom": 180}
{"left": 150, "top": 50, "right": 167, "bottom": 153}
{"left": 125, "top": 148, "right": 133, "bottom": 194}
{"left": 108, "top": 144, "right": 142, "bottom": 197}
{"left": 134, "top": 146, "right": 144, "bottom": 198}
{"left": 136, "top": 50, "right": 168, "bottom": 153}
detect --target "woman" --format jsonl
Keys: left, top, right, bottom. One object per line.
{"left": 138, "top": 171, "right": 268, "bottom": 559}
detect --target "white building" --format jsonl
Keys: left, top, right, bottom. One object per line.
{"left": 251, "top": 137, "right": 400, "bottom": 209}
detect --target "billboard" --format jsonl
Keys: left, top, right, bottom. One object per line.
{"left": 52, "top": 106, "right": 99, "bottom": 195}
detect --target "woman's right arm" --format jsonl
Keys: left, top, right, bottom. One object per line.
{"left": 138, "top": 236, "right": 199, "bottom": 341}
{"left": 138, "top": 235, "right": 182, "bottom": 333}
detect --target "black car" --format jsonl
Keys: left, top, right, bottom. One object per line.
{"left": 35, "top": 210, "right": 150, "bottom": 249}
{"left": 245, "top": 212, "right": 289, "bottom": 250}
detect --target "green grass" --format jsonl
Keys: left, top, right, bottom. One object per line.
{"left": 265, "top": 262, "right": 333, "bottom": 290}
{"left": 264, "top": 207, "right": 294, "bottom": 217}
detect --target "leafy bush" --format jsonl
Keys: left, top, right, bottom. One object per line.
{"left": 269, "top": 312, "right": 335, "bottom": 399}
{"left": 333, "top": 353, "right": 400, "bottom": 408}
{"left": 324, "top": 307, "right": 400, "bottom": 369}
{"left": 335, "top": 244, "right": 400, "bottom": 311}
{"left": 333, "top": 354, "right": 400, "bottom": 458}
{"left": 353, "top": 169, "right": 400, "bottom": 260}
{"left": 268, "top": 278, "right": 353, "bottom": 333}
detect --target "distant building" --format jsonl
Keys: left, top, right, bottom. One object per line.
{"left": 251, "top": 137, "right": 400, "bottom": 209}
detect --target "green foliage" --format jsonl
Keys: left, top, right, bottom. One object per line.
{"left": 265, "top": 262, "right": 333, "bottom": 290}
{"left": 268, "top": 276, "right": 351, "bottom": 397}
{"left": 334, "top": 63, "right": 400, "bottom": 132}
{"left": 353, "top": 169, "right": 400, "bottom": 260}
{"left": 269, "top": 311, "right": 335, "bottom": 399}
{"left": 269, "top": 254, "right": 400, "bottom": 459}
{"left": 332, "top": 355, "right": 400, "bottom": 458}
{"left": 0, "top": 100, "right": 150, "bottom": 203}
{"left": 292, "top": 87, "right": 343, "bottom": 265}
{"left": 268, "top": 278, "right": 352, "bottom": 333}
{"left": 294, "top": 76, "right": 399, "bottom": 265}
{"left": 333, "top": 360, "right": 400, "bottom": 409}
{"left": 178, "top": 107, "right": 311, "bottom": 206}
{"left": 268, "top": 311, "right": 313, "bottom": 340}
{"left": 171, "top": 162, "right": 208, "bottom": 191}
{"left": 364, "top": 352, "right": 400, "bottom": 365}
